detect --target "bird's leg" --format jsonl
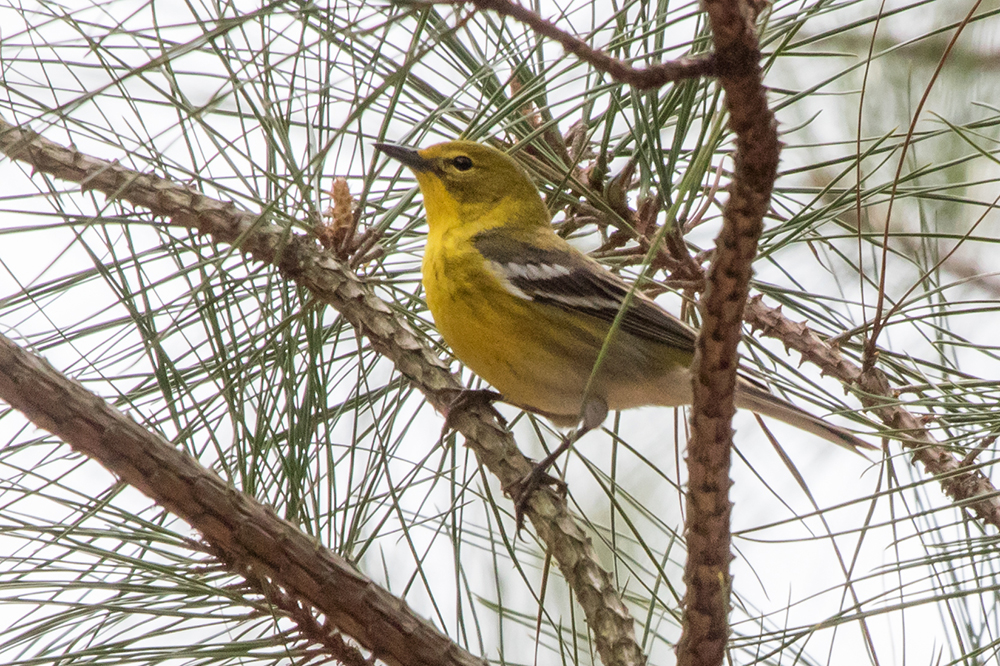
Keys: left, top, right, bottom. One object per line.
{"left": 507, "top": 397, "right": 608, "bottom": 534}
{"left": 438, "top": 388, "right": 505, "bottom": 441}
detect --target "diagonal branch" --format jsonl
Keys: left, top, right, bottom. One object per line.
{"left": 0, "top": 116, "right": 643, "bottom": 666}
{"left": 0, "top": 332, "right": 483, "bottom": 666}
{"left": 745, "top": 297, "right": 1000, "bottom": 529}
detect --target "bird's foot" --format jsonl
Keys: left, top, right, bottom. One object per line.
{"left": 504, "top": 398, "right": 608, "bottom": 535}
{"left": 438, "top": 388, "right": 505, "bottom": 441}
{"left": 505, "top": 437, "right": 573, "bottom": 536}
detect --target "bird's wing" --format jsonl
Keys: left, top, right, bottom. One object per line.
{"left": 472, "top": 228, "right": 696, "bottom": 353}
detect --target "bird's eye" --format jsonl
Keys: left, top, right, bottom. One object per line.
{"left": 452, "top": 156, "right": 473, "bottom": 171}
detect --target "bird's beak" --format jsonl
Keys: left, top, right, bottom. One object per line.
{"left": 374, "top": 143, "right": 432, "bottom": 172}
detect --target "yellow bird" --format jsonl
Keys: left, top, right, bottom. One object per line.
{"left": 375, "top": 140, "right": 873, "bottom": 468}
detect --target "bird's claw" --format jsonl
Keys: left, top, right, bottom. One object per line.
{"left": 438, "top": 388, "right": 505, "bottom": 441}
{"left": 506, "top": 463, "right": 567, "bottom": 536}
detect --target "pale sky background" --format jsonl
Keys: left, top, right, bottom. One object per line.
{"left": 1, "top": 0, "right": 999, "bottom": 664}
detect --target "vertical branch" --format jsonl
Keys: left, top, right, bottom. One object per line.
{"left": 677, "top": 1, "right": 779, "bottom": 664}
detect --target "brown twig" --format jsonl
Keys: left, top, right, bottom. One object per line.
{"left": 863, "top": 0, "right": 983, "bottom": 369}
{"left": 677, "top": 0, "right": 779, "bottom": 664}
{"left": 447, "top": 0, "right": 717, "bottom": 89}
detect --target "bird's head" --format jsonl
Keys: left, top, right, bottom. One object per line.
{"left": 375, "top": 140, "right": 548, "bottom": 231}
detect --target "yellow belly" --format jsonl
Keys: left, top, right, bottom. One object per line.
{"left": 422, "top": 240, "right": 692, "bottom": 422}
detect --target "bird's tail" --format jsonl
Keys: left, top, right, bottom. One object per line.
{"left": 734, "top": 381, "right": 877, "bottom": 455}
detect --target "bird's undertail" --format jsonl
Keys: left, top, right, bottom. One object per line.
{"left": 734, "top": 382, "right": 877, "bottom": 455}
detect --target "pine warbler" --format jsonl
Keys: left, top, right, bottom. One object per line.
{"left": 375, "top": 140, "right": 872, "bottom": 457}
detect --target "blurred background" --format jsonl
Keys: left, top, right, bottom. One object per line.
{"left": 1, "top": 0, "right": 999, "bottom": 664}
